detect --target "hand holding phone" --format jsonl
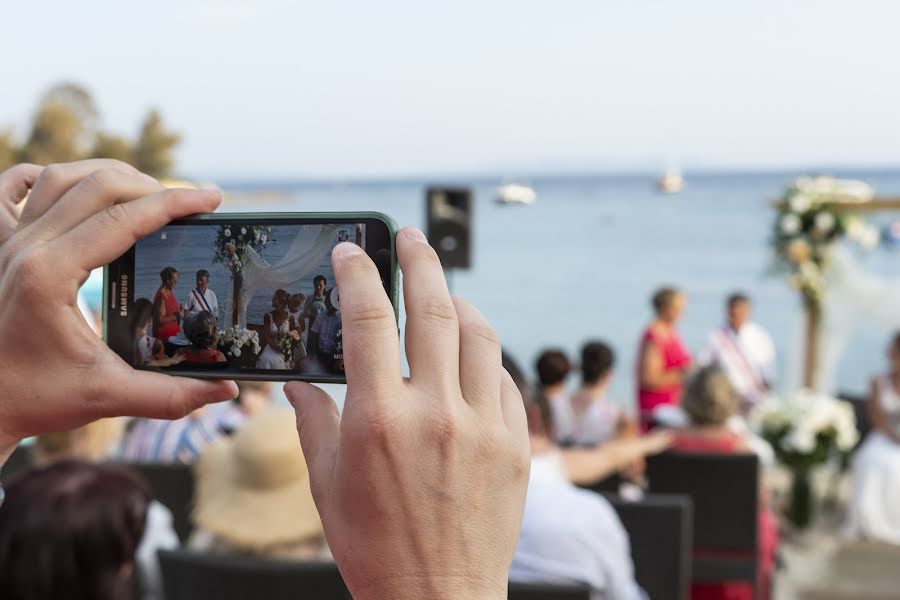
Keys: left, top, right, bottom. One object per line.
{"left": 103, "top": 213, "right": 398, "bottom": 383}
{"left": 285, "top": 228, "right": 530, "bottom": 600}
{"left": 0, "top": 160, "right": 238, "bottom": 456}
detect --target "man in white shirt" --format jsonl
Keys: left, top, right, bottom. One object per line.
{"left": 183, "top": 269, "right": 219, "bottom": 323}
{"left": 506, "top": 353, "right": 646, "bottom": 600}
{"left": 698, "top": 293, "right": 776, "bottom": 411}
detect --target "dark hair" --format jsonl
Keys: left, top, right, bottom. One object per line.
{"left": 314, "top": 275, "right": 327, "bottom": 286}
{"left": 159, "top": 266, "right": 178, "bottom": 286}
{"left": 727, "top": 292, "right": 750, "bottom": 310}
{"left": 651, "top": 287, "right": 680, "bottom": 314}
{"left": 503, "top": 350, "right": 552, "bottom": 435}
{"left": 535, "top": 349, "right": 570, "bottom": 387}
{"left": 581, "top": 341, "right": 615, "bottom": 385}
{"left": 196, "top": 269, "right": 210, "bottom": 285}
{"left": 130, "top": 298, "right": 154, "bottom": 365}
{"left": 184, "top": 310, "right": 218, "bottom": 350}
{"left": 0, "top": 460, "right": 150, "bottom": 600}
{"left": 892, "top": 331, "right": 900, "bottom": 353}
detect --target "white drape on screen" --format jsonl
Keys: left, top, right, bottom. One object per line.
{"left": 226, "top": 224, "right": 338, "bottom": 327}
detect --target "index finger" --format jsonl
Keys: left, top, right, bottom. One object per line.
{"left": 331, "top": 242, "right": 402, "bottom": 400}
{"left": 0, "top": 163, "right": 43, "bottom": 244}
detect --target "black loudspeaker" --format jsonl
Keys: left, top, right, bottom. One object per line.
{"left": 426, "top": 187, "right": 472, "bottom": 270}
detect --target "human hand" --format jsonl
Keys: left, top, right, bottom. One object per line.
{"left": 285, "top": 228, "right": 530, "bottom": 600}
{"left": 0, "top": 161, "right": 237, "bottom": 455}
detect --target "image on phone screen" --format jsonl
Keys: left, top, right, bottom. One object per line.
{"left": 104, "top": 214, "right": 396, "bottom": 382}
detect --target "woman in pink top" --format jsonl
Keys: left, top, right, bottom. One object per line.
{"left": 636, "top": 287, "right": 692, "bottom": 431}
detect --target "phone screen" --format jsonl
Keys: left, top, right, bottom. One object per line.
{"left": 104, "top": 214, "right": 396, "bottom": 383}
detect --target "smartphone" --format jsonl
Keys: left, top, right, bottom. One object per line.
{"left": 103, "top": 212, "right": 398, "bottom": 383}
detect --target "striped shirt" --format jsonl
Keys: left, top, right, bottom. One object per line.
{"left": 119, "top": 415, "right": 221, "bottom": 464}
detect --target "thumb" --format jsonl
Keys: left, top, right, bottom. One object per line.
{"left": 285, "top": 381, "right": 340, "bottom": 508}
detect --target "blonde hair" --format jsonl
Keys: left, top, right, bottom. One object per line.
{"left": 683, "top": 366, "right": 739, "bottom": 426}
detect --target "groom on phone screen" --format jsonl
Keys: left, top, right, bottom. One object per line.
{"left": 184, "top": 269, "right": 219, "bottom": 323}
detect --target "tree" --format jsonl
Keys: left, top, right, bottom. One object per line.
{"left": 90, "top": 132, "right": 133, "bottom": 163}
{"left": 0, "top": 130, "right": 16, "bottom": 171}
{"left": 133, "top": 109, "right": 180, "bottom": 178}
{"left": 19, "top": 101, "right": 84, "bottom": 165}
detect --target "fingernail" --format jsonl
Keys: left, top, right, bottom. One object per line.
{"left": 333, "top": 242, "right": 363, "bottom": 258}
{"left": 403, "top": 227, "right": 427, "bottom": 242}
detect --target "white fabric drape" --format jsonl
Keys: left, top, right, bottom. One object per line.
{"left": 816, "top": 245, "right": 900, "bottom": 392}
{"left": 225, "top": 225, "right": 338, "bottom": 327}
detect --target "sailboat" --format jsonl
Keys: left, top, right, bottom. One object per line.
{"left": 657, "top": 167, "right": 684, "bottom": 194}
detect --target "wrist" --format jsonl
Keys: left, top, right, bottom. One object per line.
{"left": 352, "top": 576, "right": 507, "bottom": 600}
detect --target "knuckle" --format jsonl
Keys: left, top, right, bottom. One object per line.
{"left": 84, "top": 167, "right": 121, "bottom": 190}
{"left": 347, "top": 299, "right": 394, "bottom": 329}
{"left": 462, "top": 319, "right": 500, "bottom": 347}
{"left": 9, "top": 245, "right": 53, "bottom": 296}
{"left": 415, "top": 295, "right": 458, "bottom": 328}
{"left": 101, "top": 202, "right": 131, "bottom": 227}
{"left": 425, "top": 410, "right": 461, "bottom": 444}
{"left": 39, "top": 163, "right": 67, "bottom": 187}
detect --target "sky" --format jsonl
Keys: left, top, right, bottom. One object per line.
{"left": 3, "top": 1, "right": 900, "bottom": 179}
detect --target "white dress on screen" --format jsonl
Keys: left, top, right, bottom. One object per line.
{"left": 256, "top": 313, "right": 290, "bottom": 370}
{"left": 845, "top": 376, "right": 900, "bottom": 545}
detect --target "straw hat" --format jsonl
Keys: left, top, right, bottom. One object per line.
{"left": 192, "top": 407, "right": 322, "bottom": 549}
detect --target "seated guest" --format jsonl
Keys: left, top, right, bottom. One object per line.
{"left": 309, "top": 288, "right": 343, "bottom": 374}
{"left": 189, "top": 407, "right": 328, "bottom": 560}
{"left": 27, "top": 432, "right": 178, "bottom": 600}
{"left": 0, "top": 460, "right": 157, "bottom": 600}
{"left": 181, "top": 311, "right": 227, "bottom": 364}
{"left": 534, "top": 349, "right": 572, "bottom": 438}
{"left": 697, "top": 293, "right": 776, "bottom": 412}
{"left": 845, "top": 332, "right": 900, "bottom": 545}
{"left": 672, "top": 366, "right": 778, "bottom": 600}
{"left": 119, "top": 408, "right": 222, "bottom": 465}
{"left": 213, "top": 380, "right": 273, "bottom": 435}
{"left": 554, "top": 341, "right": 635, "bottom": 447}
{"left": 506, "top": 352, "right": 669, "bottom": 600}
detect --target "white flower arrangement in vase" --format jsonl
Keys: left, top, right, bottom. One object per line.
{"left": 752, "top": 389, "right": 859, "bottom": 527}
{"left": 217, "top": 326, "right": 261, "bottom": 367}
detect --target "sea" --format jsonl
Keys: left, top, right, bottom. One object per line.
{"left": 83, "top": 169, "right": 900, "bottom": 410}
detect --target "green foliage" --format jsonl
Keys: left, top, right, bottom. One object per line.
{"left": 91, "top": 132, "right": 133, "bottom": 163}
{"left": 0, "top": 82, "right": 181, "bottom": 177}
{"left": 133, "top": 110, "right": 180, "bottom": 178}
{"left": 20, "top": 101, "right": 84, "bottom": 165}
{"left": 0, "top": 130, "right": 16, "bottom": 171}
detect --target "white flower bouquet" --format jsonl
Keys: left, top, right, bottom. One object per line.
{"left": 772, "top": 176, "right": 880, "bottom": 305}
{"left": 212, "top": 224, "right": 275, "bottom": 275}
{"left": 753, "top": 389, "right": 859, "bottom": 466}
{"left": 279, "top": 329, "right": 302, "bottom": 364}
{"left": 217, "top": 326, "right": 261, "bottom": 367}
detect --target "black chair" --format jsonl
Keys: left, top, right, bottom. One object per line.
{"left": 2, "top": 444, "right": 34, "bottom": 480}
{"left": 604, "top": 493, "right": 692, "bottom": 600}
{"left": 126, "top": 462, "right": 195, "bottom": 543}
{"left": 507, "top": 581, "right": 591, "bottom": 600}
{"left": 646, "top": 452, "right": 759, "bottom": 595}
{"left": 158, "top": 549, "right": 350, "bottom": 600}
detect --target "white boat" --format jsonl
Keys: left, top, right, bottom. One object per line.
{"left": 657, "top": 168, "right": 684, "bottom": 194}
{"left": 495, "top": 183, "right": 536, "bottom": 205}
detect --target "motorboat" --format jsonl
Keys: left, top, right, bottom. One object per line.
{"left": 495, "top": 183, "right": 536, "bottom": 205}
